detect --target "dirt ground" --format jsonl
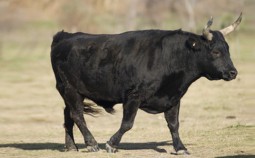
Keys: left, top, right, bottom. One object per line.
{"left": 0, "top": 52, "right": 254, "bottom": 158}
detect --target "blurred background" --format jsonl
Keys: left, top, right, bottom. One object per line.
{"left": 0, "top": 0, "right": 254, "bottom": 62}
{"left": 0, "top": 1, "right": 254, "bottom": 157}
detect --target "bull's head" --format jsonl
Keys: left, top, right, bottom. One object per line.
{"left": 196, "top": 13, "right": 242, "bottom": 81}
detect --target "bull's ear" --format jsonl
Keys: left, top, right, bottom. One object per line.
{"left": 186, "top": 37, "right": 201, "bottom": 51}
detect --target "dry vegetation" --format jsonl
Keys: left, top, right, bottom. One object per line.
{"left": 0, "top": 0, "right": 254, "bottom": 158}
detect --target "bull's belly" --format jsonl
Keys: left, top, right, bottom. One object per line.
{"left": 77, "top": 79, "right": 122, "bottom": 102}
{"left": 140, "top": 95, "right": 180, "bottom": 114}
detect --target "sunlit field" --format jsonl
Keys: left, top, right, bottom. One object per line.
{"left": 0, "top": 32, "right": 254, "bottom": 158}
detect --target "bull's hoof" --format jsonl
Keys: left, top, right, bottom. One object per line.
{"left": 65, "top": 145, "right": 78, "bottom": 152}
{"left": 106, "top": 142, "right": 117, "bottom": 153}
{"left": 87, "top": 145, "right": 100, "bottom": 152}
{"left": 65, "top": 148, "right": 78, "bottom": 152}
{"left": 171, "top": 149, "right": 190, "bottom": 155}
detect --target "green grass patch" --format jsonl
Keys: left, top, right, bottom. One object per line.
{"left": 226, "top": 123, "right": 255, "bottom": 129}
{"left": 29, "top": 20, "right": 57, "bottom": 29}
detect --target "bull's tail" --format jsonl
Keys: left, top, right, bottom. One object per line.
{"left": 83, "top": 101, "right": 116, "bottom": 116}
{"left": 83, "top": 102, "right": 102, "bottom": 117}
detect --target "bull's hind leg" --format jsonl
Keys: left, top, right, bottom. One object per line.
{"left": 106, "top": 98, "right": 140, "bottom": 153}
{"left": 64, "top": 87, "right": 100, "bottom": 152}
{"left": 56, "top": 83, "right": 78, "bottom": 151}
{"left": 64, "top": 106, "right": 78, "bottom": 151}
{"left": 164, "top": 102, "right": 189, "bottom": 155}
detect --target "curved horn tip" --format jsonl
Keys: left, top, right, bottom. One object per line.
{"left": 210, "top": 16, "right": 213, "bottom": 21}
{"left": 207, "top": 16, "right": 213, "bottom": 26}
{"left": 202, "top": 16, "right": 214, "bottom": 41}
{"left": 236, "top": 12, "right": 243, "bottom": 23}
{"left": 239, "top": 12, "right": 243, "bottom": 18}
{"left": 219, "top": 12, "right": 243, "bottom": 36}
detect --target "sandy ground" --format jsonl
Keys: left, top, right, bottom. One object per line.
{"left": 0, "top": 58, "right": 254, "bottom": 158}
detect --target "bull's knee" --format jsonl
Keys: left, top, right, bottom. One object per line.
{"left": 120, "top": 123, "right": 133, "bottom": 133}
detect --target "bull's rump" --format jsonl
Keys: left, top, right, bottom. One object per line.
{"left": 51, "top": 35, "right": 121, "bottom": 102}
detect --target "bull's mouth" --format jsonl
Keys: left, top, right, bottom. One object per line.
{"left": 222, "top": 70, "right": 238, "bottom": 81}
{"left": 204, "top": 74, "right": 221, "bottom": 81}
{"left": 222, "top": 76, "right": 233, "bottom": 81}
{"left": 222, "top": 74, "right": 236, "bottom": 81}
{"left": 204, "top": 71, "right": 237, "bottom": 81}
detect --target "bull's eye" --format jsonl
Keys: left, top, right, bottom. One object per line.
{"left": 212, "top": 51, "right": 221, "bottom": 57}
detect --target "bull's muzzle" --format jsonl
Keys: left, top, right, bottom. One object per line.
{"left": 223, "top": 69, "right": 238, "bottom": 81}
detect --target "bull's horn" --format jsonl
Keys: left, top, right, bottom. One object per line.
{"left": 219, "top": 12, "right": 242, "bottom": 36}
{"left": 202, "top": 16, "right": 213, "bottom": 41}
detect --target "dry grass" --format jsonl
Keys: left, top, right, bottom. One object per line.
{"left": 0, "top": 52, "right": 254, "bottom": 158}
{"left": 0, "top": 1, "right": 254, "bottom": 157}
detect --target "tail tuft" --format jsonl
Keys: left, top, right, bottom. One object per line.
{"left": 83, "top": 102, "right": 102, "bottom": 117}
{"left": 83, "top": 100, "right": 116, "bottom": 116}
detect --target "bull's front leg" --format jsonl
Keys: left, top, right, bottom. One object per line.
{"left": 164, "top": 101, "right": 189, "bottom": 155}
{"left": 106, "top": 98, "right": 140, "bottom": 153}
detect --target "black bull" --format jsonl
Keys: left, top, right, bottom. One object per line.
{"left": 51, "top": 13, "right": 242, "bottom": 155}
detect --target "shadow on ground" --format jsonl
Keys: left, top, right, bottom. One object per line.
{"left": 118, "top": 141, "right": 172, "bottom": 153}
{"left": 0, "top": 141, "right": 172, "bottom": 153}
{"left": 216, "top": 155, "right": 255, "bottom": 158}
{"left": 0, "top": 142, "right": 66, "bottom": 151}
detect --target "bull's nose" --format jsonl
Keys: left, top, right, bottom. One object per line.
{"left": 229, "top": 70, "right": 238, "bottom": 79}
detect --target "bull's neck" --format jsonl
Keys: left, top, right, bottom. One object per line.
{"left": 165, "top": 56, "right": 201, "bottom": 93}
